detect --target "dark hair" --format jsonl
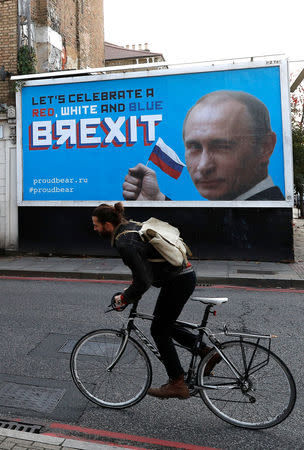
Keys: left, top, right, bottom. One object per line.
{"left": 92, "top": 202, "right": 125, "bottom": 226}
{"left": 183, "top": 90, "right": 272, "bottom": 144}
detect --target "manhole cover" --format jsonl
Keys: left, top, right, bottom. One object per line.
{"left": 0, "top": 382, "right": 65, "bottom": 413}
{"left": 237, "top": 269, "right": 276, "bottom": 275}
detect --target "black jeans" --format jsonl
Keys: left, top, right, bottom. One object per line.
{"left": 150, "top": 270, "right": 197, "bottom": 380}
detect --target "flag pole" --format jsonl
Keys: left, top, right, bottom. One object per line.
{"left": 145, "top": 152, "right": 151, "bottom": 166}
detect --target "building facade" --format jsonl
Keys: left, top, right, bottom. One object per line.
{"left": 105, "top": 42, "right": 164, "bottom": 67}
{"left": 0, "top": 0, "right": 104, "bottom": 252}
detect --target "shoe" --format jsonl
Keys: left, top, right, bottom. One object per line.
{"left": 147, "top": 375, "right": 190, "bottom": 400}
{"left": 199, "top": 346, "right": 222, "bottom": 376}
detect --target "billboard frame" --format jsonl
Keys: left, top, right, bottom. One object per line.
{"left": 16, "top": 59, "right": 293, "bottom": 207}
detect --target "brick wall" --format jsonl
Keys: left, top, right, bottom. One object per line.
{"left": 78, "top": 0, "right": 104, "bottom": 68}
{"left": 30, "top": 0, "right": 104, "bottom": 71}
{"left": 42, "top": 0, "right": 104, "bottom": 70}
{"left": 58, "top": 0, "right": 78, "bottom": 69}
{"left": 0, "top": 0, "right": 18, "bottom": 105}
{"left": 0, "top": 0, "right": 104, "bottom": 105}
{"left": 30, "top": 0, "right": 48, "bottom": 25}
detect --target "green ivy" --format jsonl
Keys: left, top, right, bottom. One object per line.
{"left": 17, "top": 45, "right": 37, "bottom": 75}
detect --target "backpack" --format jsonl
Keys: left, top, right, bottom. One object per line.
{"left": 115, "top": 218, "right": 192, "bottom": 267}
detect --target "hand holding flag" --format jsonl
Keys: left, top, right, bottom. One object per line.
{"left": 122, "top": 163, "right": 165, "bottom": 201}
{"left": 122, "top": 138, "right": 184, "bottom": 201}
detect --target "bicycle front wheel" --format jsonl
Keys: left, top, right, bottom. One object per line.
{"left": 70, "top": 329, "right": 152, "bottom": 409}
{"left": 197, "top": 340, "right": 296, "bottom": 429}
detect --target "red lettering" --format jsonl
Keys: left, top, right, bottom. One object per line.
{"left": 33, "top": 108, "right": 55, "bottom": 117}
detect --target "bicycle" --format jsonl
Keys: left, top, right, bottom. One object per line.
{"left": 70, "top": 295, "right": 296, "bottom": 429}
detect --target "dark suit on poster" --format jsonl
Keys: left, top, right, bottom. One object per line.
{"left": 247, "top": 186, "right": 285, "bottom": 201}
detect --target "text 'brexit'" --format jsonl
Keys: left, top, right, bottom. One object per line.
{"left": 29, "top": 115, "right": 163, "bottom": 150}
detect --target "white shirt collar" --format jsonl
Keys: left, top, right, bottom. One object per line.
{"left": 235, "top": 176, "right": 275, "bottom": 200}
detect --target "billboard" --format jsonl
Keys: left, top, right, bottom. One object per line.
{"left": 16, "top": 61, "right": 293, "bottom": 207}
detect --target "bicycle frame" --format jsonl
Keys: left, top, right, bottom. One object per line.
{"left": 106, "top": 301, "right": 274, "bottom": 387}
{"left": 71, "top": 298, "right": 296, "bottom": 429}
{"left": 106, "top": 307, "right": 201, "bottom": 372}
{"left": 106, "top": 311, "right": 170, "bottom": 371}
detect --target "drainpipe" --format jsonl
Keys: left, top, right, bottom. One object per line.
{"left": 76, "top": 0, "right": 80, "bottom": 69}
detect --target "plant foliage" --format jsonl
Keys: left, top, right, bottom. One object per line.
{"left": 291, "top": 84, "right": 304, "bottom": 217}
{"left": 17, "top": 45, "right": 36, "bottom": 75}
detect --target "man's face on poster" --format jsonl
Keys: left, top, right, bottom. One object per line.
{"left": 183, "top": 98, "right": 270, "bottom": 200}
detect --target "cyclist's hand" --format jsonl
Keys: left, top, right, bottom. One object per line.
{"left": 122, "top": 163, "right": 165, "bottom": 201}
{"left": 111, "top": 293, "right": 128, "bottom": 311}
{"left": 114, "top": 295, "right": 128, "bottom": 311}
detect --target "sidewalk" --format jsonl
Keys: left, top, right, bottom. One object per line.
{"left": 0, "top": 216, "right": 303, "bottom": 289}
{"left": 0, "top": 254, "right": 304, "bottom": 288}
{"left": 0, "top": 427, "right": 130, "bottom": 450}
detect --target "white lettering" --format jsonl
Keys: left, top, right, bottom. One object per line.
{"left": 80, "top": 118, "right": 101, "bottom": 145}
{"left": 104, "top": 117, "right": 126, "bottom": 144}
{"left": 30, "top": 114, "right": 163, "bottom": 149}
{"left": 140, "top": 114, "right": 162, "bottom": 142}
{"left": 56, "top": 120, "right": 76, "bottom": 145}
{"left": 61, "top": 107, "right": 69, "bottom": 115}
{"left": 32, "top": 121, "right": 52, "bottom": 146}
{"left": 129, "top": 116, "right": 137, "bottom": 143}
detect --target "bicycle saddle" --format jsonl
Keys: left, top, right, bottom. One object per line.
{"left": 190, "top": 297, "right": 228, "bottom": 305}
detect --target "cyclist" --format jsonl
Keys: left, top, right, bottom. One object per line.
{"left": 92, "top": 202, "right": 220, "bottom": 400}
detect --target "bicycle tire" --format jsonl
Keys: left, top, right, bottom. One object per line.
{"left": 70, "top": 328, "right": 152, "bottom": 409}
{"left": 197, "top": 340, "right": 296, "bottom": 429}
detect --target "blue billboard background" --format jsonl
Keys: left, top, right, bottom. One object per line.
{"left": 21, "top": 66, "right": 285, "bottom": 201}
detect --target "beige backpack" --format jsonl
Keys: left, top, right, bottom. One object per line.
{"left": 116, "top": 218, "right": 192, "bottom": 267}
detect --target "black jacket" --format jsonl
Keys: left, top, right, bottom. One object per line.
{"left": 113, "top": 221, "right": 192, "bottom": 303}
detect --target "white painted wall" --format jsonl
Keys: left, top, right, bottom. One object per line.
{"left": 0, "top": 116, "right": 18, "bottom": 251}
{"left": 35, "top": 25, "right": 63, "bottom": 73}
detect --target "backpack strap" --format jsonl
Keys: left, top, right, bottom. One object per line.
{"left": 147, "top": 258, "right": 166, "bottom": 262}
{"left": 115, "top": 229, "right": 139, "bottom": 241}
{"left": 183, "top": 241, "right": 193, "bottom": 257}
{"left": 115, "top": 229, "right": 166, "bottom": 263}
{"left": 114, "top": 220, "right": 143, "bottom": 243}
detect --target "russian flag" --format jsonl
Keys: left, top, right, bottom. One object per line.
{"left": 148, "top": 138, "right": 186, "bottom": 180}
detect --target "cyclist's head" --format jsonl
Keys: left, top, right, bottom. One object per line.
{"left": 92, "top": 202, "right": 126, "bottom": 237}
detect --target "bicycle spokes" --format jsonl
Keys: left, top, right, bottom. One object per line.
{"left": 197, "top": 341, "right": 296, "bottom": 429}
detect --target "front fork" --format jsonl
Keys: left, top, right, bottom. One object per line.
{"left": 106, "top": 305, "right": 139, "bottom": 372}
{"left": 106, "top": 329, "right": 129, "bottom": 372}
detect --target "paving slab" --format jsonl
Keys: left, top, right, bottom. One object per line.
{"left": 0, "top": 429, "right": 130, "bottom": 450}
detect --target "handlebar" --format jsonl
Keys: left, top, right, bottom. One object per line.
{"left": 104, "top": 295, "right": 140, "bottom": 314}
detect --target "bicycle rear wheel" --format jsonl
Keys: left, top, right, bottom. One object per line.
{"left": 197, "top": 340, "right": 296, "bottom": 429}
{"left": 70, "top": 329, "right": 152, "bottom": 409}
